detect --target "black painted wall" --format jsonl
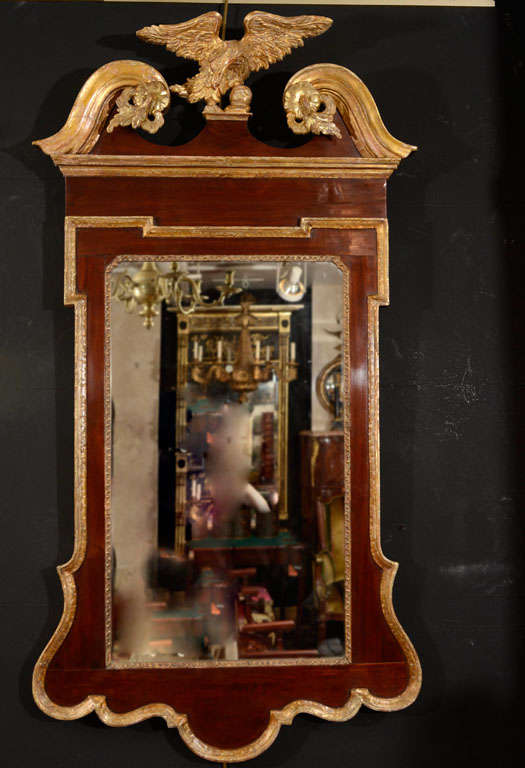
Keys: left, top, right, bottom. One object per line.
{"left": 1, "top": 2, "right": 523, "bottom": 766}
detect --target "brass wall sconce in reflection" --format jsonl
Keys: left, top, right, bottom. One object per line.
{"left": 190, "top": 293, "right": 298, "bottom": 402}
{"left": 276, "top": 263, "right": 306, "bottom": 303}
{"left": 112, "top": 262, "right": 241, "bottom": 328}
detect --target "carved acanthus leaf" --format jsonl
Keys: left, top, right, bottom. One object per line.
{"left": 284, "top": 64, "right": 416, "bottom": 159}
{"left": 107, "top": 81, "right": 170, "bottom": 135}
{"left": 284, "top": 82, "right": 341, "bottom": 139}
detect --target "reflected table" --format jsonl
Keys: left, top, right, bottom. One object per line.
{"left": 188, "top": 534, "right": 309, "bottom": 632}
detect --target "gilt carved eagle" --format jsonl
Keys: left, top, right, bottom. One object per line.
{"left": 136, "top": 11, "right": 332, "bottom": 113}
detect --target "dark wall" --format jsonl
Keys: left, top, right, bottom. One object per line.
{"left": 1, "top": 2, "right": 522, "bottom": 766}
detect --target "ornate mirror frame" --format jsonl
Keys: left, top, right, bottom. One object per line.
{"left": 33, "top": 11, "right": 421, "bottom": 762}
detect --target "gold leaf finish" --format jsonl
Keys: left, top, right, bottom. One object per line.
{"left": 33, "top": 216, "right": 420, "bottom": 763}
{"left": 137, "top": 11, "right": 332, "bottom": 113}
{"left": 54, "top": 155, "right": 400, "bottom": 180}
{"left": 32, "top": 20, "right": 420, "bottom": 757}
{"left": 284, "top": 64, "right": 416, "bottom": 158}
{"left": 34, "top": 60, "right": 170, "bottom": 155}
{"left": 107, "top": 81, "right": 170, "bottom": 135}
{"left": 284, "top": 81, "right": 342, "bottom": 138}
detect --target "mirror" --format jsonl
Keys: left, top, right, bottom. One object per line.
{"left": 108, "top": 259, "right": 346, "bottom": 664}
{"left": 33, "top": 44, "right": 420, "bottom": 756}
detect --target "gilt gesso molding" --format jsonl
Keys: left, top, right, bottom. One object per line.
{"left": 33, "top": 215, "right": 420, "bottom": 762}
{"left": 284, "top": 64, "right": 416, "bottom": 158}
{"left": 35, "top": 60, "right": 414, "bottom": 168}
{"left": 34, "top": 61, "right": 171, "bottom": 156}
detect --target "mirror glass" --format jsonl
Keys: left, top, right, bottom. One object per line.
{"left": 109, "top": 259, "right": 347, "bottom": 663}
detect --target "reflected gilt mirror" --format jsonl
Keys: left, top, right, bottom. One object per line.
{"left": 33, "top": 9, "right": 420, "bottom": 762}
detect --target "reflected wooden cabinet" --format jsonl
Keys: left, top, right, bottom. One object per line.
{"left": 300, "top": 431, "right": 345, "bottom": 547}
{"left": 32, "top": 9, "right": 420, "bottom": 762}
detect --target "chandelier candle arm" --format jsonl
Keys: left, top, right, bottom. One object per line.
{"left": 113, "top": 264, "right": 242, "bottom": 327}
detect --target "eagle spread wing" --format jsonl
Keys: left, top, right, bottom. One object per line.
{"left": 241, "top": 12, "right": 332, "bottom": 72}
{"left": 136, "top": 12, "right": 223, "bottom": 64}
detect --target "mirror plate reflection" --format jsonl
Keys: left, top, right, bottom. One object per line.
{"left": 107, "top": 259, "right": 349, "bottom": 666}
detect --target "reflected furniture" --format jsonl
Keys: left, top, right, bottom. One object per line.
{"left": 314, "top": 497, "right": 345, "bottom": 642}
{"left": 300, "top": 431, "right": 345, "bottom": 547}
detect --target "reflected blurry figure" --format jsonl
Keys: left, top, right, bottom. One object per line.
{"left": 112, "top": 545, "right": 154, "bottom": 660}
{"left": 206, "top": 404, "right": 270, "bottom": 533}
{"left": 114, "top": 588, "right": 150, "bottom": 658}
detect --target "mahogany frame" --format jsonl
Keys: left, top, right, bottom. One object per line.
{"left": 33, "top": 60, "right": 421, "bottom": 762}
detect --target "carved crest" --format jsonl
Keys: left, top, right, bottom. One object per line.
{"left": 136, "top": 11, "right": 332, "bottom": 114}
